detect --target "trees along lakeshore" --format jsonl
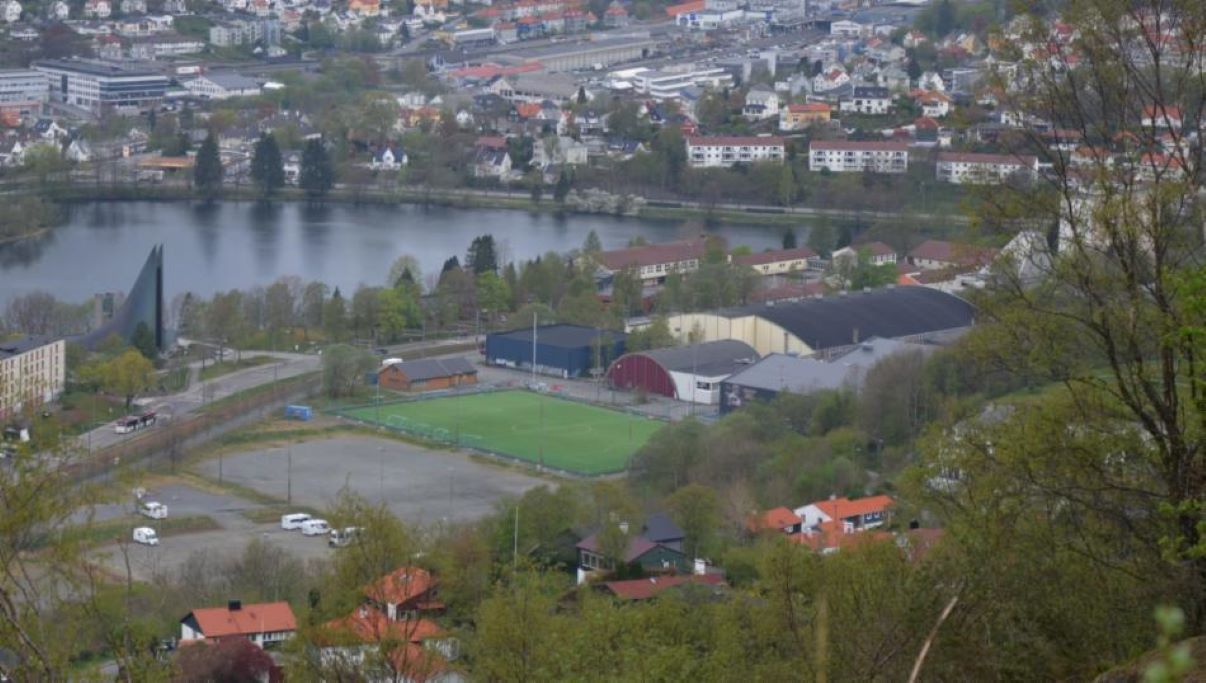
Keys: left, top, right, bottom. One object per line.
{"left": 250, "top": 132, "right": 285, "bottom": 199}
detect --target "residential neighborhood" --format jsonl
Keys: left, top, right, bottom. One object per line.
{"left": 1, "top": 0, "right": 1203, "bottom": 679}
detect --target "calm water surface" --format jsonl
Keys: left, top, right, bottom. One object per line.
{"left": 0, "top": 201, "right": 792, "bottom": 305}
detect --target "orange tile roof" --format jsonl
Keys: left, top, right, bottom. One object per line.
{"left": 747, "top": 506, "right": 802, "bottom": 533}
{"left": 322, "top": 608, "right": 445, "bottom": 645}
{"left": 791, "top": 522, "right": 893, "bottom": 552}
{"left": 812, "top": 495, "right": 894, "bottom": 521}
{"left": 787, "top": 103, "right": 831, "bottom": 113}
{"left": 186, "top": 601, "right": 296, "bottom": 638}
{"left": 365, "top": 566, "right": 438, "bottom": 607}
{"left": 665, "top": 0, "right": 703, "bottom": 16}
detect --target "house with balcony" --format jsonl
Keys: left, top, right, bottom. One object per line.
{"left": 809, "top": 140, "right": 909, "bottom": 174}
{"left": 685, "top": 135, "right": 785, "bottom": 168}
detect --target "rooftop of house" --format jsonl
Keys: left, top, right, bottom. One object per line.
{"left": 810, "top": 494, "right": 895, "bottom": 520}
{"left": 908, "top": 239, "right": 999, "bottom": 267}
{"left": 364, "top": 566, "right": 439, "bottom": 607}
{"left": 603, "top": 573, "right": 726, "bottom": 600}
{"left": 734, "top": 247, "right": 818, "bottom": 267}
{"left": 595, "top": 237, "right": 710, "bottom": 271}
{"left": 381, "top": 357, "right": 477, "bottom": 382}
{"left": 746, "top": 506, "right": 802, "bottom": 533}
{"left": 182, "top": 601, "right": 297, "bottom": 639}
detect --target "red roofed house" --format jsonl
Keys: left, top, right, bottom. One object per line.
{"left": 316, "top": 607, "right": 461, "bottom": 679}
{"left": 746, "top": 506, "right": 803, "bottom": 535}
{"left": 831, "top": 241, "right": 897, "bottom": 268}
{"left": 364, "top": 566, "right": 444, "bottom": 621}
{"left": 180, "top": 600, "right": 297, "bottom": 648}
{"left": 795, "top": 495, "right": 894, "bottom": 533}
{"left": 603, "top": 573, "right": 727, "bottom": 600}
{"left": 1141, "top": 105, "right": 1182, "bottom": 130}
{"left": 734, "top": 246, "right": 818, "bottom": 275}
{"left": 685, "top": 135, "right": 785, "bottom": 168}
{"left": 908, "top": 239, "right": 999, "bottom": 271}
{"left": 791, "top": 520, "right": 893, "bottom": 555}
{"left": 593, "top": 236, "right": 713, "bottom": 284}
{"left": 665, "top": 0, "right": 703, "bottom": 17}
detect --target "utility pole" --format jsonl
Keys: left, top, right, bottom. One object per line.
{"left": 530, "top": 310, "right": 537, "bottom": 385}
{"left": 513, "top": 503, "right": 519, "bottom": 569}
{"left": 286, "top": 444, "right": 293, "bottom": 506}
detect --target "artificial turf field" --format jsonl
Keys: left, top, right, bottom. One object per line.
{"left": 343, "top": 390, "right": 664, "bottom": 475}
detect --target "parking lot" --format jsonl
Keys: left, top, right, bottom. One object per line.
{"left": 87, "top": 482, "right": 334, "bottom": 583}
{"left": 196, "top": 434, "right": 547, "bottom": 526}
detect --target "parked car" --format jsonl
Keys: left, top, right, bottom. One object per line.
{"left": 281, "top": 513, "right": 311, "bottom": 530}
{"left": 329, "top": 526, "right": 364, "bottom": 547}
{"left": 300, "top": 518, "right": 330, "bottom": 536}
{"left": 133, "top": 527, "right": 159, "bottom": 546}
{"left": 139, "top": 501, "right": 168, "bottom": 519}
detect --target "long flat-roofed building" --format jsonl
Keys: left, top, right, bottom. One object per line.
{"left": 687, "top": 135, "right": 786, "bottom": 168}
{"left": 935, "top": 151, "right": 1038, "bottom": 184}
{"left": 32, "top": 59, "right": 169, "bottom": 114}
{"left": 0, "top": 69, "right": 48, "bottom": 104}
{"left": 809, "top": 140, "right": 909, "bottom": 174}
{"left": 0, "top": 336, "right": 66, "bottom": 419}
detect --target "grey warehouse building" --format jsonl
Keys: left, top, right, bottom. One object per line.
{"left": 719, "top": 337, "right": 938, "bottom": 414}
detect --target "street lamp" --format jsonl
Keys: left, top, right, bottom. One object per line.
{"left": 378, "top": 446, "right": 386, "bottom": 503}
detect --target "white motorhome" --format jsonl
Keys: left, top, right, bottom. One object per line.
{"left": 281, "top": 513, "right": 311, "bottom": 530}
{"left": 139, "top": 501, "right": 168, "bottom": 519}
{"left": 328, "top": 526, "right": 364, "bottom": 547}
{"left": 133, "top": 527, "right": 159, "bottom": 545}
{"left": 300, "top": 519, "right": 330, "bottom": 536}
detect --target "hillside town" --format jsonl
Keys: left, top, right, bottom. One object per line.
{"left": 0, "top": 0, "right": 1203, "bottom": 679}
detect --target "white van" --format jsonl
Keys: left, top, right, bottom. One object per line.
{"left": 329, "top": 526, "right": 364, "bottom": 547}
{"left": 139, "top": 502, "right": 168, "bottom": 519}
{"left": 300, "top": 518, "right": 330, "bottom": 536}
{"left": 281, "top": 513, "right": 311, "bottom": 530}
{"left": 133, "top": 527, "right": 159, "bottom": 546}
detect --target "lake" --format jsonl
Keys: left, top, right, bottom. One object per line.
{"left": 0, "top": 201, "right": 794, "bottom": 306}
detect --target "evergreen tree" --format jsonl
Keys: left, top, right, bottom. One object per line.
{"left": 193, "top": 133, "right": 222, "bottom": 200}
{"left": 466, "top": 235, "right": 499, "bottom": 274}
{"left": 554, "top": 171, "right": 571, "bottom": 204}
{"left": 441, "top": 256, "right": 461, "bottom": 274}
{"left": 131, "top": 321, "right": 158, "bottom": 360}
{"left": 322, "top": 287, "right": 348, "bottom": 341}
{"left": 583, "top": 229, "right": 603, "bottom": 254}
{"left": 299, "top": 138, "right": 334, "bottom": 199}
{"left": 781, "top": 227, "right": 798, "bottom": 250}
{"left": 250, "top": 132, "right": 285, "bottom": 198}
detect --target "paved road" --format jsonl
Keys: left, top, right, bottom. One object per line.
{"left": 80, "top": 336, "right": 479, "bottom": 456}
{"left": 81, "top": 351, "right": 319, "bottom": 455}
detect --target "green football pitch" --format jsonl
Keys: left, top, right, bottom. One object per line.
{"left": 343, "top": 391, "right": 664, "bottom": 475}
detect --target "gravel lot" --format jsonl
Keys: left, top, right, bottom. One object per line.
{"left": 87, "top": 482, "right": 334, "bottom": 583}
{"left": 196, "top": 434, "right": 547, "bottom": 525}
